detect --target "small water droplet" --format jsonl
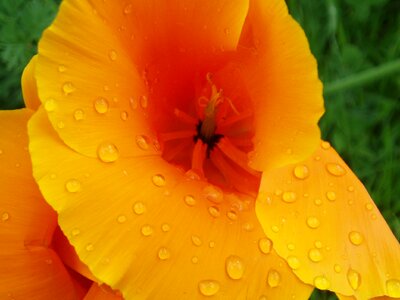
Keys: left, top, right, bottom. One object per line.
{"left": 136, "top": 135, "right": 150, "bottom": 150}
{"left": 209, "top": 241, "right": 215, "bottom": 248}
{"left": 326, "top": 191, "right": 336, "bottom": 201}
{"left": 226, "top": 255, "right": 245, "bottom": 280}
{"left": 365, "top": 203, "right": 373, "bottom": 211}
{"left": 1, "top": 212, "right": 10, "bottom": 222}
{"left": 71, "top": 228, "right": 80, "bottom": 237}
{"left": 274, "top": 189, "right": 283, "bottom": 196}
{"left": 308, "top": 248, "right": 323, "bottom": 262}
{"left": 140, "top": 95, "right": 148, "bottom": 109}
{"left": 282, "top": 191, "right": 297, "bottom": 203}
{"left": 314, "top": 241, "right": 323, "bottom": 249}
{"left": 152, "top": 174, "right": 166, "bottom": 187}
{"left": 58, "top": 65, "right": 66, "bottom": 72}
{"left": 226, "top": 210, "right": 238, "bottom": 221}
{"left": 349, "top": 231, "right": 364, "bottom": 246}
{"left": 120, "top": 111, "right": 128, "bottom": 121}
{"left": 141, "top": 225, "right": 154, "bottom": 236}
{"left": 326, "top": 163, "right": 346, "bottom": 176}
{"left": 191, "top": 235, "right": 202, "bottom": 247}
{"left": 158, "top": 247, "right": 171, "bottom": 260}
{"left": 314, "top": 198, "right": 322, "bottom": 206}
{"left": 117, "top": 215, "right": 127, "bottom": 224}
{"left": 258, "top": 238, "right": 272, "bottom": 254}
{"left": 198, "top": 280, "right": 220, "bottom": 296}
{"left": 44, "top": 98, "right": 56, "bottom": 112}
{"left": 57, "top": 121, "right": 65, "bottom": 129}
{"left": 314, "top": 275, "right": 330, "bottom": 290}
{"left": 133, "top": 201, "right": 146, "bottom": 215}
{"left": 203, "top": 185, "right": 223, "bottom": 204}
{"left": 85, "top": 243, "right": 94, "bottom": 252}
{"left": 347, "top": 268, "right": 361, "bottom": 290}
{"left": 208, "top": 206, "right": 220, "bottom": 218}
{"left": 183, "top": 194, "right": 196, "bottom": 207}
{"left": 386, "top": 279, "right": 400, "bottom": 297}
{"left": 321, "top": 141, "right": 331, "bottom": 150}
{"left": 65, "top": 179, "right": 81, "bottom": 193}
{"left": 108, "top": 50, "right": 117, "bottom": 61}
{"left": 334, "top": 264, "right": 342, "bottom": 273}
{"left": 242, "top": 222, "right": 254, "bottom": 232}
{"left": 123, "top": 3, "right": 133, "bottom": 14}
{"left": 287, "top": 243, "right": 295, "bottom": 251}
{"left": 347, "top": 185, "right": 355, "bottom": 192}
{"left": 62, "top": 82, "right": 76, "bottom": 95}
{"left": 306, "top": 216, "right": 321, "bottom": 229}
{"left": 267, "top": 269, "right": 281, "bottom": 287}
{"left": 271, "top": 225, "right": 279, "bottom": 233}
{"left": 97, "top": 142, "right": 119, "bottom": 163}
{"left": 73, "top": 109, "right": 85, "bottom": 121}
{"left": 94, "top": 97, "right": 109, "bottom": 114}
{"left": 161, "top": 223, "right": 170, "bottom": 232}
{"left": 287, "top": 256, "right": 300, "bottom": 269}
{"left": 191, "top": 256, "right": 199, "bottom": 264}
{"left": 293, "top": 165, "right": 309, "bottom": 179}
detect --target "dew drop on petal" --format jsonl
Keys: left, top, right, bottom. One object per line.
{"left": 365, "top": 203, "right": 373, "bottom": 211}
{"left": 44, "top": 98, "right": 56, "bottom": 112}
{"left": 136, "top": 135, "right": 150, "bottom": 150}
{"left": 123, "top": 4, "right": 133, "bottom": 14}
{"left": 271, "top": 225, "right": 279, "bottom": 233}
{"left": 85, "top": 243, "right": 94, "bottom": 252}
{"left": 132, "top": 201, "right": 146, "bottom": 215}
{"left": 314, "top": 198, "right": 322, "bottom": 206}
{"left": 152, "top": 174, "right": 166, "bottom": 187}
{"left": 65, "top": 179, "right": 81, "bottom": 193}
{"left": 191, "top": 235, "right": 202, "bottom": 247}
{"left": 267, "top": 269, "right": 280, "bottom": 288}
{"left": 293, "top": 165, "right": 309, "bottom": 179}
{"left": 191, "top": 256, "right": 199, "bottom": 264}
{"left": 226, "top": 210, "right": 238, "bottom": 221}
{"left": 141, "top": 225, "right": 154, "bottom": 236}
{"left": 117, "top": 215, "right": 127, "bottom": 224}
{"left": 120, "top": 111, "right": 128, "bottom": 121}
{"left": 282, "top": 191, "right": 297, "bottom": 203}
{"left": 326, "top": 163, "right": 346, "bottom": 176}
{"left": 287, "top": 256, "right": 300, "bottom": 270}
{"left": 226, "top": 255, "right": 245, "bottom": 280}
{"left": 386, "top": 279, "right": 400, "bottom": 297}
{"left": 73, "top": 109, "right": 85, "bottom": 121}
{"left": 140, "top": 95, "right": 148, "bottom": 109}
{"left": 62, "top": 82, "right": 76, "bottom": 95}
{"left": 203, "top": 185, "right": 223, "bottom": 203}
{"left": 129, "top": 97, "right": 138, "bottom": 110}
{"left": 158, "top": 247, "right": 171, "bottom": 260}
{"left": 198, "top": 280, "right": 220, "bottom": 296}
{"left": 326, "top": 191, "right": 336, "bottom": 201}
{"left": 58, "top": 65, "right": 66, "bottom": 72}
{"left": 258, "top": 238, "right": 272, "bottom": 254}
{"left": 94, "top": 97, "right": 109, "bottom": 114}
{"left": 71, "top": 228, "right": 80, "bottom": 237}
{"left": 97, "top": 142, "right": 119, "bottom": 163}
{"left": 161, "top": 223, "right": 170, "bottom": 232}
{"left": 208, "top": 206, "right": 220, "bottom": 218}
{"left": 1, "top": 212, "right": 9, "bottom": 222}
{"left": 347, "top": 268, "right": 361, "bottom": 290}
{"left": 349, "top": 231, "right": 364, "bottom": 246}
{"left": 321, "top": 141, "right": 331, "bottom": 150}
{"left": 287, "top": 243, "right": 295, "bottom": 251}
{"left": 307, "top": 216, "right": 321, "bottom": 229}
{"left": 314, "top": 276, "right": 330, "bottom": 290}
{"left": 347, "top": 185, "right": 355, "bottom": 192}
{"left": 108, "top": 50, "right": 117, "bottom": 61}
{"left": 334, "top": 264, "right": 342, "bottom": 273}
{"left": 308, "top": 248, "right": 323, "bottom": 262}
{"left": 314, "top": 241, "right": 323, "bottom": 249}
{"left": 184, "top": 195, "right": 196, "bottom": 207}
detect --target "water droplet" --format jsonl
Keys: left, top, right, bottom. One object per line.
{"left": 349, "top": 231, "right": 364, "bottom": 246}
{"left": 136, "top": 135, "right": 150, "bottom": 150}
{"left": 203, "top": 185, "right": 223, "bottom": 203}
{"left": 226, "top": 210, "right": 238, "bottom": 221}
{"left": 97, "top": 142, "right": 119, "bottom": 163}
{"left": 254, "top": 238, "right": 272, "bottom": 256}
{"left": 271, "top": 225, "right": 279, "bottom": 233}
{"left": 85, "top": 243, "right": 94, "bottom": 252}
{"left": 293, "top": 165, "right": 309, "bottom": 179}
{"left": 314, "top": 241, "right": 323, "bottom": 249}
{"left": 198, "top": 280, "right": 220, "bottom": 296}
{"left": 183, "top": 194, "right": 196, "bottom": 207}
{"left": 287, "top": 243, "right": 295, "bottom": 251}
{"left": 287, "top": 256, "right": 300, "bottom": 269}
{"left": 267, "top": 269, "right": 281, "bottom": 287}
{"left": 117, "top": 215, "right": 127, "bottom": 224}
{"left": 140, "top": 95, "right": 148, "bottom": 109}
{"left": 191, "top": 256, "right": 199, "bottom": 264}
{"left": 274, "top": 189, "right": 283, "bottom": 196}
{"left": 141, "top": 225, "right": 154, "bottom": 236}
{"left": 58, "top": 65, "right": 66, "bottom": 72}
{"left": 73, "top": 109, "right": 85, "bottom": 121}
{"left": 108, "top": 50, "right": 117, "bottom": 61}
{"left": 209, "top": 241, "right": 216, "bottom": 248}
{"left": 120, "top": 111, "right": 128, "bottom": 121}
{"left": 152, "top": 174, "right": 166, "bottom": 187}
{"left": 1, "top": 212, "right": 9, "bottom": 222}
{"left": 44, "top": 99, "right": 56, "bottom": 112}
{"left": 57, "top": 121, "right": 65, "bottom": 129}
{"left": 226, "top": 255, "right": 245, "bottom": 280}
{"left": 314, "top": 198, "right": 322, "bottom": 206}
{"left": 321, "top": 141, "right": 331, "bottom": 150}
{"left": 158, "top": 247, "right": 171, "bottom": 260}
{"left": 307, "top": 216, "right": 321, "bottom": 229}
{"left": 326, "top": 163, "right": 346, "bottom": 176}
{"left": 62, "top": 82, "right": 76, "bottom": 95}
{"left": 386, "top": 279, "right": 400, "bottom": 297}
{"left": 65, "top": 179, "right": 81, "bottom": 193}
{"left": 129, "top": 97, "right": 138, "bottom": 110}
{"left": 161, "top": 223, "right": 170, "bottom": 232}
{"left": 347, "top": 185, "right": 355, "bottom": 192}
{"left": 365, "top": 203, "right": 373, "bottom": 211}
{"left": 123, "top": 3, "right": 133, "bottom": 14}
{"left": 314, "top": 275, "right": 330, "bottom": 290}
{"left": 71, "top": 228, "right": 80, "bottom": 237}
{"left": 334, "top": 264, "right": 342, "bottom": 273}
{"left": 326, "top": 191, "right": 336, "bottom": 201}
{"left": 94, "top": 97, "right": 109, "bottom": 114}
{"left": 191, "top": 235, "right": 202, "bottom": 247}
{"left": 347, "top": 268, "right": 361, "bottom": 290}
{"left": 224, "top": 27, "right": 230, "bottom": 35}
{"left": 282, "top": 191, "right": 297, "bottom": 203}
{"left": 133, "top": 202, "right": 146, "bottom": 215}
{"left": 308, "top": 248, "right": 323, "bottom": 262}
{"left": 208, "top": 206, "right": 220, "bottom": 218}
{"left": 242, "top": 222, "right": 254, "bottom": 232}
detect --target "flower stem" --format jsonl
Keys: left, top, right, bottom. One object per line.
{"left": 324, "top": 59, "right": 400, "bottom": 95}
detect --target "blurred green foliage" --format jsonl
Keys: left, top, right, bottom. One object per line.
{"left": 0, "top": 1, "right": 399, "bottom": 299}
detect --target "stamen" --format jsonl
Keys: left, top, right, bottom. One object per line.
{"left": 191, "top": 140, "right": 207, "bottom": 177}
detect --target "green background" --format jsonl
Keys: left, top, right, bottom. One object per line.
{"left": 0, "top": 1, "right": 398, "bottom": 299}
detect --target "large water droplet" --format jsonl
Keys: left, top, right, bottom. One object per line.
{"left": 287, "top": 256, "right": 300, "bottom": 269}
{"left": 225, "top": 255, "right": 245, "bottom": 280}
{"left": 97, "top": 142, "right": 119, "bottom": 163}
{"left": 152, "top": 174, "right": 166, "bottom": 187}
{"left": 308, "top": 248, "right": 323, "bottom": 262}
{"left": 198, "top": 280, "right": 220, "bottom": 296}
{"left": 135, "top": 135, "right": 150, "bottom": 150}
{"left": 282, "top": 191, "right": 297, "bottom": 203}
{"left": 141, "top": 225, "right": 154, "bottom": 236}
{"left": 267, "top": 269, "right": 281, "bottom": 287}
{"left": 73, "top": 109, "right": 85, "bottom": 121}
{"left": 326, "top": 163, "right": 346, "bottom": 176}
{"left": 347, "top": 268, "right": 361, "bottom": 290}
{"left": 314, "top": 275, "right": 330, "bottom": 290}
{"left": 258, "top": 238, "right": 272, "bottom": 254}
{"left": 306, "top": 216, "right": 321, "bottom": 229}
{"left": 203, "top": 185, "right": 223, "bottom": 204}
{"left": 349, "top": 231, "right": 364, "bottom": 246}
{"left": 133, "top": 201, "right": 146, "bottom": 215}
{"left": 94, "top": 97, "right": 109, "bottom": 114}
{"left": 158, "top": 247, "right": 171, "bottom": 260}
{"left": 65, "top": 179, "right": 81, "bottom": 193}
{"left": 386, "top": 279, "right": 400, "bottom": 297}
{"left": 191, "top": 235, "right": 202, "bottom": 247}
{"left": 293, "top": 165, "right": 309, "bottom": 180}
{"left": 208, "top": 206, "right": 220, "bottom": 218}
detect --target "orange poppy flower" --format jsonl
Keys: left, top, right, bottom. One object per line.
{"left": 22, "top": 0, "right": 399, "bottom": 299}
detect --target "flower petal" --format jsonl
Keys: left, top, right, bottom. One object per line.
{"left": 29, "top": 108, "right": 313, "bottom": 299}
{"left": 237, "top": 0, "right": 324, "bottom": 171}
{"left": 22, "top": 55, "right": 41, "bottom": 111}
{"left": 84, "top": 284, "right": 122, "bottom": 300}
{"left": 256, "top": 141, "right": 400, "bottom": 299}
{"left": 0, "top": 109, "right": 79, "bottom": 299}
{"left": 35, "top": 0, "right": 248, "bottom": 160}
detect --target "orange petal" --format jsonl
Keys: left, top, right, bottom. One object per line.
{"left": 22, "top": 55, "right": 41, "bottom": 111}
{"left": 84, "top": 284, "right": 122, "bottom": 300}
{"left": 0, "top": 109, "right": 79, "bottom": 299}
{"left": 29, "top": 108, "right": 313, "bottom": 299}
{"left": 237, "top": 0, "right": 324, "bottom": 171}
{"left": 256, "top": 141, "right": 400, "bottom": 299}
